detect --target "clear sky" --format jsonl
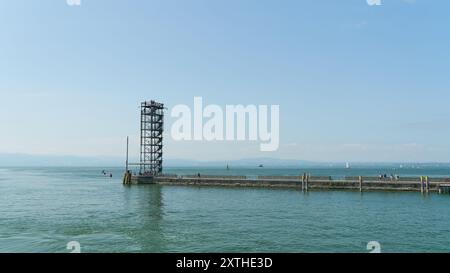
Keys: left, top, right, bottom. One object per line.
{"left": 1, "top": 0, "right": 450, "bottom": 162}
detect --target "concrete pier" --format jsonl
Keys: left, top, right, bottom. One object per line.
{"left": 439, "top": 184, "right": 450, "bottom": 194}
{"left": 124, "top": 173, "right": 450, "bottom": 193}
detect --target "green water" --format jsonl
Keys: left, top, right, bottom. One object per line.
{"left": 0, "top": 167, "right": 449, "bottom": 253}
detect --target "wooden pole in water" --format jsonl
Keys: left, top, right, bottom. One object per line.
{"left": 359, "top": 176, "right": 363, "bottom": 192}
{"left": 420, "top": 176, "right": 424, "bottom": 193}
{"left": 301, "top": 173, "right": 305, "bottom": 192}
{"left": 426, "top": 176, "right": 429, "bottom": 194}
{"left": 305, "top": 173, "right": 309, "bottom": 192}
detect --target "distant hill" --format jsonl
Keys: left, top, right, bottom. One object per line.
{"left": 0, "top": 153, "right": 447, "bottom": 168}
{"left": 0, "top": 154, "right": 315, "bottom": 167}
{"left": 0, "top": 153, "right": 123, "bottom": 167}
{"left": 164, "top": 158, "right": 316, "bottom": 167}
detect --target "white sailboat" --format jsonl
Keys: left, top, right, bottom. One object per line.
{"left": 346, "top": 162, "right": 351, "bottom": 169}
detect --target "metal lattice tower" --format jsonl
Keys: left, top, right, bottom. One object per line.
{"left": 140, "top": 100, "right": 164, "bottom": 176}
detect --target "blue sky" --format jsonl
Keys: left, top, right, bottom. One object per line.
{"left": 1, "top": 0, "right": 450, "bottom": 162}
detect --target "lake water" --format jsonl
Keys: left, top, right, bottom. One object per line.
{"left": 0, "top": 166, "right": 449, "bottom": 253}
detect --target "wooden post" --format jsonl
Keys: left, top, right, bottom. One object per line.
{"left": 359, "top": 176, "right": 363, "bottom": 192}
{"left": 420, "top": 176, "right": 423, "bottom": 193}
{"left": 301, "top": 173, "right": 305, "bottom": 192}
{"left": 305, "top": 174, "right": 309, "bottom": 192}
{"left": 123, "top": 171, "right": 131, "bottom": 185}
{"left": 426, "top": 176, "right": 429, "bottom": 194}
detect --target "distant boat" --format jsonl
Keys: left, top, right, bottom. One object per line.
{"left": 226, "top": 164, "right": 230, "bottom": 171}
{"left": 258, "top": 164, "right": 264, "bottom": 168}
{"left": 346, "top": 162, "right": 351, "bottom": 169}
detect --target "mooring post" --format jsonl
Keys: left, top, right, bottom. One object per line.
{"left": 123, "top": 170, "right": 130, "bottom": 185}
{"left": 420, "top": 176, "right": 424, "bottom": 193}
{"left": 359, "top": 176, "right": 363, "bottom": 192}
{"left": 305, "top": 173, "right": 309, "bottom": 192}
{"left": 301, "top": 173, "right": 305, "bottom": 191}
{"left": 426, "top": 176, "right": 429, "bottom": 194}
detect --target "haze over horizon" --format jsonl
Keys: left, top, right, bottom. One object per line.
{"left": 1, "top": 153, "right": 449, "bottom": 168}
{"left": 1, "top": 0, "right": 450, "bottom": 162}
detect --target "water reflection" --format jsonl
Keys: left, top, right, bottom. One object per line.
{"left": 122, "top": 184, "right": 166, "bottom": 252}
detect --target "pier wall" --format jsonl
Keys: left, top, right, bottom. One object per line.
{"left": 148, "top": 176, "right": 444, "bottom": 192}
{"left": 125, "top": 173, "right": 450, "bottom": 193}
